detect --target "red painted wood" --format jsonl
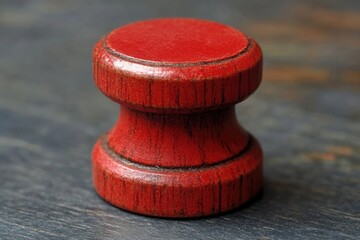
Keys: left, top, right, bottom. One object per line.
{"left": 92, "top": 18, "right": 263, "bottom": 218}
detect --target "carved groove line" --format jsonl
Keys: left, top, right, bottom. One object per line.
{"left": 101, "top": 133, "right": 255, "bottom": 172}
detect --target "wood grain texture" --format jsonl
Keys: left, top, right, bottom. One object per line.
{"left": 0, "top": 0, "right": 359, "bottom": 239}
{"left": 92, "top": 18, "right": 263, "bottom": 217}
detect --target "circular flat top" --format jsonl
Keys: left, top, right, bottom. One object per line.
{"left": 105, "top": 18, "right": 249, "bottom": 65}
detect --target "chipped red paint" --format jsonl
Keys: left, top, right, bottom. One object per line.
{"left": 92, "top": 18, "right": 263, "bottom": 218}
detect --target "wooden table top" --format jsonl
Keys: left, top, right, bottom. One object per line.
{"left": 0, "top": 0, "right": 359, "bottom": 239}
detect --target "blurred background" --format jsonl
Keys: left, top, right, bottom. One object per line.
{"left": 0, "top": 1, "right": 359, "bottom": 239}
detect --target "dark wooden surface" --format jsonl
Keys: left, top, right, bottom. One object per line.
{"left": 0, "top": 0, "right": 359, "bottom": 239}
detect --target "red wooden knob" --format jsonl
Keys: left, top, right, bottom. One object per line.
{"left": 92, "top": 18, "right": 263, "bottom": 218}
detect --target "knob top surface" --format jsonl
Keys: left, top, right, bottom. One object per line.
{"left": 105, "top": 18, "right": 249, "bottom": 65}
{"left": 93, "top": 18, "right": 262, "bottom": 112}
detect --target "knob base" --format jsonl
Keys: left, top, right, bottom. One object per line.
{"left": 92, "top": 134, "right": 263, "bottom": 218}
